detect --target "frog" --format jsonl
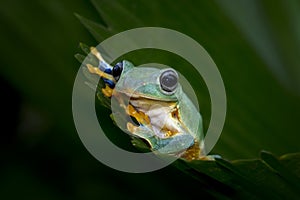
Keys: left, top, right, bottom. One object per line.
{"left": 86, "top": 47, "right": 214, "bottom": 161}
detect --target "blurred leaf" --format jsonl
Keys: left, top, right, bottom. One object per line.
{"left": 74, "top": 53, "right": 86, "bottom": 63}
{"left": 280, "top": 153, "right": 300, "bottom": 178}
{"left": 79, "top": 42, "right": 92, "bottom": 54}
{"left": 216, "top": 0, "right": 300, "bottom": 94}
{"left": 75, "top": 13, "right": 112, "bottom": 41}
{"left": 260, "top": 151, "right": 300, "bottom": 191}
{"left": 90, "top": 0, "right": 143, "bottom": 31}
{"left": 173, "top": 152, "right": 300, "bottom": 199}
{"left": 75, "top": 1, "right": 300, "bottom": 199}
{"left": 0, "top": 0, "right": 299, "bottom": 199}
{"left": 76, "top": 0, "right": 300, "bottom": 160}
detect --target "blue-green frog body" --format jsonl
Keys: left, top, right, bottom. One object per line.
{"left": 87, "top": 47, "right": 210, "bottom": 160}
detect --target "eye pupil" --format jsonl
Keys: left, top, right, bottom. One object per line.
{"left": 112, "top": 62, "right": 123, "bottom": 81}
{"left": 162, "top": 75, "right": 176, "bottom": 87}
{"left": 160, "top": 69, "right": 178, "bottom": 93}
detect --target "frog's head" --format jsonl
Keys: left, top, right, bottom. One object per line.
{"left": 113, "top": 60, "right": 183, "bottom": 101}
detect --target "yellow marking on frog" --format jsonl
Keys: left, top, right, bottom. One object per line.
{"left": 180, "top": 141, "right": 201, "bottom": 160}
{"left": 127, "top": 122, "right": 137, "bottom": 133}
{"left": 86, "top": 64, "right": 115, "bottom": 81}
{"left": 160, "top": 126, "right": 176, "bottom": 137}
{"left": 90, "top": 47, "right": 104, "bottom": 62}
{"left": 101, "top": 85, "right": 113, "bottom": 97}
{"left": 126, "top": 104, "right": 150, "bottom": 126}
{"left": 86, "top": 62, "right": 114, "bottom": 98}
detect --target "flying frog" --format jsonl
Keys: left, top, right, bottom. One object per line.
{"left": 86, "top": 47, "right": 212, "bottom": 161}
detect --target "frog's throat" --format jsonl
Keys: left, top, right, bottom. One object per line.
{"left": 119, "top": 95, "right": 204, "bottom": 160}
{"left": 128, "top": 97, "right": 188, "bottom": 138}
{"left": 128, "top": 99, "right": 204, "bottom": 160}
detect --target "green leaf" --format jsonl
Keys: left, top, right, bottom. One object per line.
{"left": 261, "top": 151, "right": 300, "bottom": 191}
{"left": 175, "top": 152, "right": 300, "bottom": 199}
{"left": 1, "top": 0, "right": 299, "bottom": 199}
{"left": 79, "top": 42, "right": 91, "bottom": 54}
{"left": 75, "top": 1, "right": 300, "bottom": 199}
{"left": 90, "top": 0, "right": 143, "bottom": 32}
{"left": 75, "top": 13, "right": 112, "bottom": 41}
{"left": 280, "top": 153, "right": 300, "bottom": 178}
{"left": 77, "top": 0, "right": 300, "bottom": 160}
{"left": 74, "top": 53, "right": 85, "bottom": 63}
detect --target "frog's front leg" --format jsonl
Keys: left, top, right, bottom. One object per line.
{"left": 154, "top": 133, "right": 195, "bottom": 155}
{"left": 127, "top": 122, "right": 194, "bottom": 155}
{"left": 86, "top": 63, "right": 114, "bottom": 97}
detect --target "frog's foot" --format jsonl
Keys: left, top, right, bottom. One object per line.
{"left": 90, "top": 46, "right": 104, "bottom": 62}
{"left": 127, "top": 122, "right": 155, "bottom": 140}
{"left": 86, "top": 63, "right": 115, "bottom": 98}
{"left": 125, "top": 104, "right": 150, "bottom": 126}
{"left": 86, "top": 64, "right": 114, "bottom": 81}
{"left": 101, "top": 84, "right": 113, "bottom": 97}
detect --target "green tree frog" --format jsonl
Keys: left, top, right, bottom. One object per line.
{"left": 86, "top": 47, "right": 213, "bottom": 161}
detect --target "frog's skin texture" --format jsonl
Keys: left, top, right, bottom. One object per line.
{"left": 87, "top": 47, "right": 211, "bottom": 161}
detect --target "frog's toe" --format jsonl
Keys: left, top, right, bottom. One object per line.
{"left": 211, "top": 154, "right": 222, "bottom": 159}
{"left": 127, "top": 122, "right": 138, "bottom": 134}
{"left": 101, "top": 85, "right": 113, "bottom": 97}
{"left": 90, "top": 46, "right": 104, "bottom": 62}
{"left": 199, "top": 154, "right": 222, "bottom": 161}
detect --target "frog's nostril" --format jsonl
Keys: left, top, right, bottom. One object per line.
{"left": 160, "top": 69, "right": 178, "bottom": 93}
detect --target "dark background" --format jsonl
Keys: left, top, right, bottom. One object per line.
{"left": 0, "top": 0, "right": 299, "bottom": 199}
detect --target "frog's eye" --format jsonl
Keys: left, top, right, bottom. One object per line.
{"left": 159, "top": 69, "right": 178, "bottom": 94}
{"left": 112, "top": 62, "right": 123, "bottom": 81}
